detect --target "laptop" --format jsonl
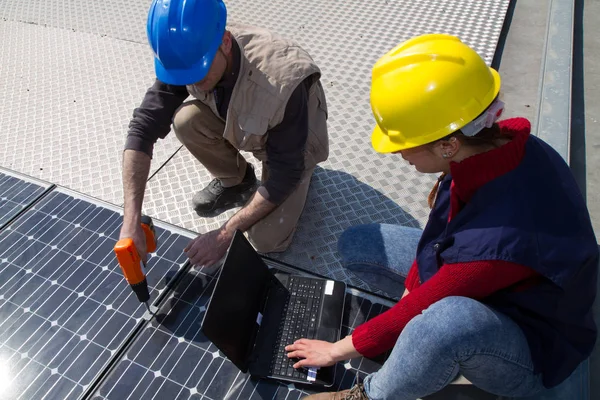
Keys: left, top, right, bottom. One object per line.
{"left": 200, "top": 230, "right": 347, "bottom": 387}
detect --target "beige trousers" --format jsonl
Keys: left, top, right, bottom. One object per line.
{"left": 173, "top": 100, "right": 314, "bottom": 253}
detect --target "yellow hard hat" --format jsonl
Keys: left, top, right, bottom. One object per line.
{"left": 370, "top": 34, "right": 501, "bottom": 153}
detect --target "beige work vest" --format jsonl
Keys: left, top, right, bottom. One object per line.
{"left": 187, "top": 23, "right": 329, "bottom": 169}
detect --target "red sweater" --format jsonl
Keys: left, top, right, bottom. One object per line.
{"left": 352, "top": 118, "right": 541, "bottom": 358}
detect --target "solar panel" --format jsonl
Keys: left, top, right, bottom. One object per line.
{"left": 0, "top": 174, "right": 496, "bottom": 400}
{"left": 0, "top": 169, "right": 52, "bottom": 231}
{"left": 0, "top": 188, "right": 194, "bottom": 400}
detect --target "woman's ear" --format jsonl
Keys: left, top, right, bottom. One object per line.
{"left": 438, "top": 136, "right": 460, "bottom": 156}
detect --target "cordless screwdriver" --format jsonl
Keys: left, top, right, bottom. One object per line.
{"left": 114, "top": 215, "right": 157, "bottom": 313}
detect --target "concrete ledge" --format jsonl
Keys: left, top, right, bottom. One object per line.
{"left": 533, "top": 0, "right": 575, "bottom": 162}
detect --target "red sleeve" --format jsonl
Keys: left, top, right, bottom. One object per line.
{"left": 404, "top": 260, "right": 420, "bottom": 292}
{"left": 351, "top": 260, "right": 538, "bottom": 358}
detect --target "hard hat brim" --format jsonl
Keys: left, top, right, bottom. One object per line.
{"left": 154, "top": 50, "right": 216, "bottom": 86}
{"left": 371, "top": 125, "right": 420, "bottom": 153}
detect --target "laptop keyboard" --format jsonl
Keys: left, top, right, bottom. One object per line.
{"left": 270, "top": 276, "right": 324, "bottom": 379}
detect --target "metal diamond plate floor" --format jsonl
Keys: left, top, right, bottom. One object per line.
{"left": 0, "top": 0, "right": 149, "bottom": 43}
{"left": 0, "top": 20, "right": 182, "bottom": 207}
{"left": 142, "top": 148, "right": 265, "bottom": 234}
{"left": 0, "top": 0, "right": 511, "bottom": 291}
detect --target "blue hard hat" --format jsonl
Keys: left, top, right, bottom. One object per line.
{"left": 146, "top": 0, "right": 227, "bottom": 85}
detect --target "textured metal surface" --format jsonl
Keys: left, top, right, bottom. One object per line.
{"left": 142, "top": 148, "right": 264, "bottom": 234}
{"left": 142, "top": 148, "right": 424, "bottom": 290}
{"left": 266, "top": 165, "right": 425, "bottom": 289}
{"left": 140, "top": 0, "right": 510, "bottom": 287}
{"left": 0, "top": 20, "right": 182, "bottom": 207}
{"left": 0, "top": 0, "right": 149, "bottom": 44}
{"left": 1, "top": 0, "right": 511, "bottom": 289}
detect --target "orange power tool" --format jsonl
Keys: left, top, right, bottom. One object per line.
{"left": 114, "top": 215, "right": 157, "bottom": 313}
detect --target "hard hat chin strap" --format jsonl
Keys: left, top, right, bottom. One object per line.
{"left": 460, "top": 99, "right": 505, "bottom": 137}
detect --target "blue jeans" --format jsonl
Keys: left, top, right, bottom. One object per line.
{"left": 337, "top": 223, "right": 550, "bottom": 399}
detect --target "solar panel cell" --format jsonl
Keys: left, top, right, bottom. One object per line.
{"left": 0, "top": 170, "right": 51, "bottom": 230}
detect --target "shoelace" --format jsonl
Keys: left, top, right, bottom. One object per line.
{"left": 343, "top": 383, "right": 367, "bottom": 400}
{"left": 207, "top": 178, "right": 224, "bottom": 194}
{"left": 339, "top": 370, "right": 367, "bottom": 400}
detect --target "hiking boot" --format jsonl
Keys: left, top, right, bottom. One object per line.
{"left": 302, "top": 383, "right": 369, "bottom": 400}
{"left": 192, "top": 164, "right": 257, "bottom": 217}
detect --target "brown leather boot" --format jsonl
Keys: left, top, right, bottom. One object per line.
{"left": 301, "top": 383, "right": 369, "bottom": 400}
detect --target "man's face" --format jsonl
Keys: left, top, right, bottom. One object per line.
{"left": 191, "top": 32, "right": 232, "bottom": 92}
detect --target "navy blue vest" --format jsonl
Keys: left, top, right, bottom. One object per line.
{"left": 416, "top": 135, "right": 598, "bottom": 388}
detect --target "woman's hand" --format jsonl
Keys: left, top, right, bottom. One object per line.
{"left": 285, "top": 339, "right": 337, "bottom": 368}
{"left": 285, "top": 335, "right": 361, "bottom": 369}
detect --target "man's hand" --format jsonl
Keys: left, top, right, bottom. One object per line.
{"left": 183, "top": 187, "right": 275, "bottom": 269}
{"left": 119, "top": 224, "right": 148, "bottom": 263}
{"left": 285, "top": 336, "right": 361, "bottom": 369}
{"left": 184, "top": 226, "right": 234, "bottom": 267}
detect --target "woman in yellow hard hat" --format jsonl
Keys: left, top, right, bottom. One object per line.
{"left": 286, "top": 34, "right": 598, "bottom": 399}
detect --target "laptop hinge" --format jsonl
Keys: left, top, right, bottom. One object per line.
{"left": 242, "top": 286, "right": 270, "bottom": 370}
{"left": 247, "top": 276, "right": 289, "bottom": 375}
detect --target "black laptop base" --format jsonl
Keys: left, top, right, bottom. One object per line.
{"left": 201, "top": 231, "right": 346, "bottom": 388}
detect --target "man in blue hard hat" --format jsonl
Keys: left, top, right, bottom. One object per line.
{"left": 119, "top": 0, "right": 328, "bottom": 266}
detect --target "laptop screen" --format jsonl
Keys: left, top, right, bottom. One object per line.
{"left": 200, "top": 231, "right": 271, "bottom": 372}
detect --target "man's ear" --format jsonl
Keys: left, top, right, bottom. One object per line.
{"left": 221, "top": 31, "right": 232, "bottom": 54}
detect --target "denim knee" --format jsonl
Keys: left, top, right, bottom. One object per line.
{"left": 365, "top": 297, "right": 542, "bottom": 399}
{"left": 408, "top": 297, "right": 533, "bottom": 362}
{"left": 406, "top": 297, "right": 493, "bottom": 350}
{"left": 337, "top": 224, "right": 382, "bottom": 265}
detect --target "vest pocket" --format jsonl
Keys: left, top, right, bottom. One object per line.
{"left": 235, "top": 114, "right": 270, "bottom": 153}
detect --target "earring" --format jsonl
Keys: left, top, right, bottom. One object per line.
{"left": 442, "top": 152, "right": 452, "bottom": 158}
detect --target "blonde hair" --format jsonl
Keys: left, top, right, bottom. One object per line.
{"left": 428, "top": 173, "right": 447, "bottom": 208}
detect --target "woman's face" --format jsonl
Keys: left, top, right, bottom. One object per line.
{"left": 396, "top": 139, "right": 456, "bottom": 174}
{"left": 398, "top": 144, "right": 449, "bottom": 174}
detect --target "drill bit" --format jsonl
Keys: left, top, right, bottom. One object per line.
{"left": 144, "top": 301, "right": 151, "bottom": 313}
